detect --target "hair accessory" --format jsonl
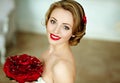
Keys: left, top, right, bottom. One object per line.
{"left": 82, "top": 16, "right": 87, "bottom": 24}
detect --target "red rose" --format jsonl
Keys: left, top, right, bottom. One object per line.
{"left": 82, "top": 15, "right": 87, "bottom": 25}
{"left": 3, "top": 54, "right": 44, "bottom": 83}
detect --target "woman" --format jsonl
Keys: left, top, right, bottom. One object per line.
{"left": 28, "top": 0, "right": 87, "bottom": 83}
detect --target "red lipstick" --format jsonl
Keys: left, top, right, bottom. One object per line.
{"left": 50, "top": 33, "right": 61, "bottom": 40}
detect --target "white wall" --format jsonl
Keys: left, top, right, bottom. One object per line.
{"left": 81, "top": 0, "right": 120, "bottom": 42}
{"left": 15, "top": 0, "right": 53, "bottom": 34}
{"left": 15, "top": 0, "right": 120, "bottom": 42}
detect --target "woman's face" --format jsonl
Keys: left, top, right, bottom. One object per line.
{"left": 46, "top": 8, "right": 73, "bottom": 45}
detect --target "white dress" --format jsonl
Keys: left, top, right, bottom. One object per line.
{"left": 35, "top": 77, "right": 46, "bottom": 83}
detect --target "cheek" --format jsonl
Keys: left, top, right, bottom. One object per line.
{"left": 61, "top": 30, "right": 72, "bottom": 39}
{"left": 46, "top": 23, "right": 53, "bottom": 32}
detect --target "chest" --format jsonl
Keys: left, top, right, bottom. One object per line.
{"left": 42, "top": 54, "right": 58, "bottom": 82}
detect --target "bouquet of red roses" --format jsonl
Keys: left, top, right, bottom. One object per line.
{"left": 3, "top": 54, "right": 44, "bottom": 83}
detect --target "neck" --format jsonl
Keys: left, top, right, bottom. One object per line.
{"left": 48, "top": 43, "right": 71, "bottom": 54}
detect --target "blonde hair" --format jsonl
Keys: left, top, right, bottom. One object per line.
{"left": 45, "top": 0, "right": 87, "bottom": 46}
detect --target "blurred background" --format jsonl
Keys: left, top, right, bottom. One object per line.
{"left": 0, "top": 0, "right": 120, "bottom": 83}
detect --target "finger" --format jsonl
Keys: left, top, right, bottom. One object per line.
{"left": 11, "top": 80, "right": 16, "bottom": 82}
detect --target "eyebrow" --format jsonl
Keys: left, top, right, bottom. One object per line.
{"left": 50, "top": 17, "right": 57, "bottom": 21}
{"left": 50, "top": 17, "right": 72, "bottom": 27}
{"left": 63, "top": 23, "right": 72, "bottom": 27}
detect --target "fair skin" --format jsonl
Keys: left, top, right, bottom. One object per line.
{"left": 14, "top": 8, "right": 76, "bottom": 83}
{"left": 41, "top": 8, "right": 76, "bottom": 83}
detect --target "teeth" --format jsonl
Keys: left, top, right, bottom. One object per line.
{"left": 52, "top": 35, "right": 59, "bottom": 38}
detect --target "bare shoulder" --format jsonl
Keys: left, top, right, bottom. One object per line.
{"left": 53, "top": 60, "right": 75, "bottom": 83}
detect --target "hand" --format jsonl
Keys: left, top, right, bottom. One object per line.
{"left": 11, "top": 80, "right": 17, "bottom": 83}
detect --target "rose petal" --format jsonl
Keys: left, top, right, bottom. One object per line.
{"left": 3, "top": 54, "right": 44, "bottom": 83}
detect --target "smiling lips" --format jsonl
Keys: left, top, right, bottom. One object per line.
{"left": 50, "top": 33, "right": 61, "bottom": 40}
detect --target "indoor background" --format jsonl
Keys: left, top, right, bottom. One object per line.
{"left": 0, "top": 0, "right": 120, "bottom": 83}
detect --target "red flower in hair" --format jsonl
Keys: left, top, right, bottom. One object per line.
{"left": 82, "top": 16, "right": 87, "bottom": 24}
{"left": 3, "top": 54, "right": 44, "bottom": 83}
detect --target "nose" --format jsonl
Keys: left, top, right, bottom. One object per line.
{"left": 54, "top": 25, "right": 60, "bottom": 34}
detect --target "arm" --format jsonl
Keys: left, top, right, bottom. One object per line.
{"left": 53, "top": 61, "right": 75, "bottom": 83}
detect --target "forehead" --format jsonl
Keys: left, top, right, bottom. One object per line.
{"left": 50, "top": 8, "right": 73, "bottom": 25}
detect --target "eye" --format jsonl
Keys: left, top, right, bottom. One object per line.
{"left": 64, "top": 26, "right": 70, "bottom": 30}
{"left": 50, "top": 19, "right": 56, "bottom": 24}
